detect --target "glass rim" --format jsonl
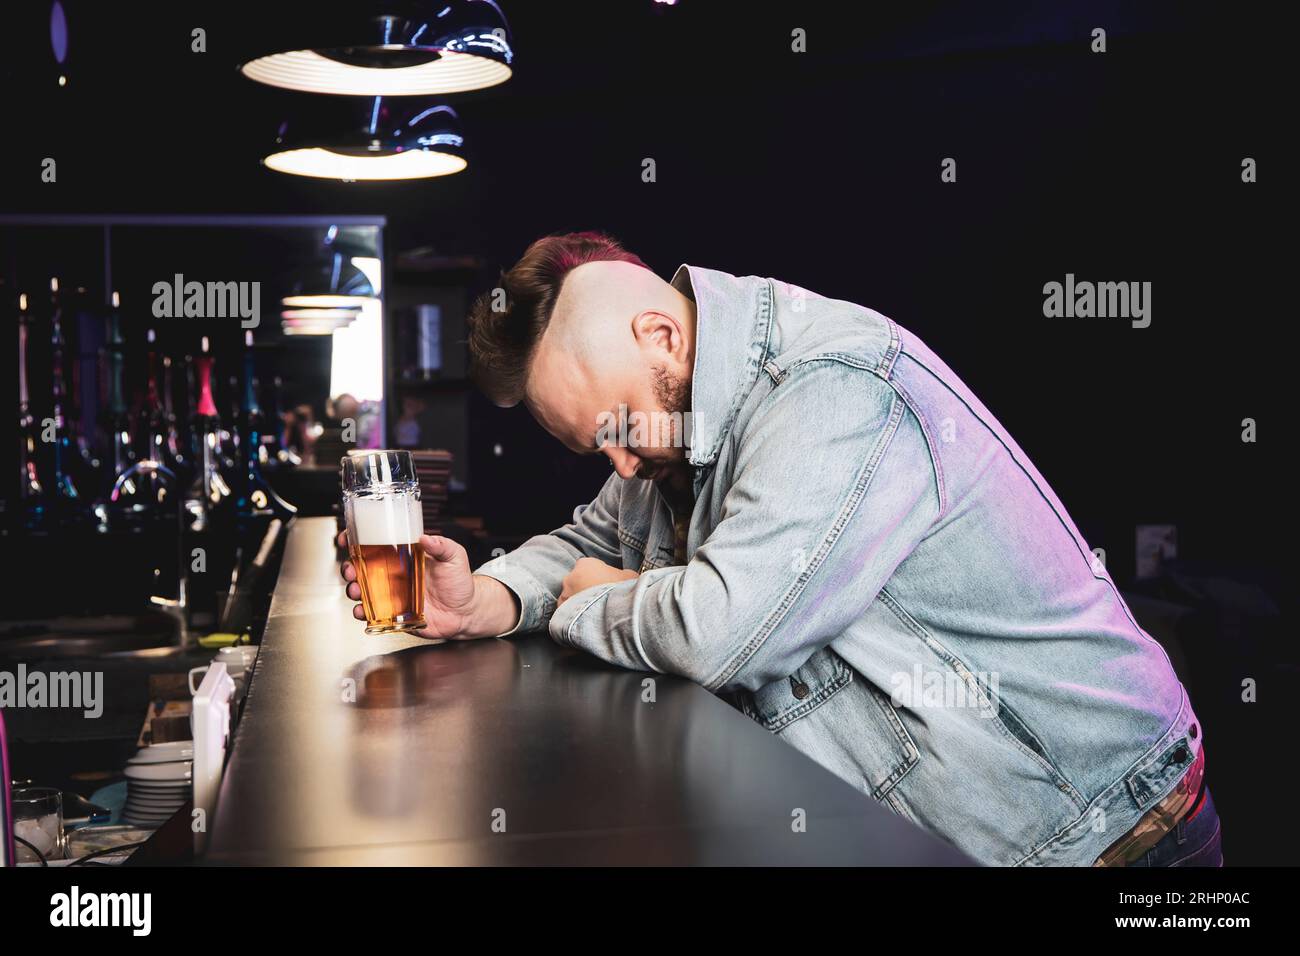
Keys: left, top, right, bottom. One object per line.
{"left": 340, "top": 449, "right": 414, "bottom": 461}
{"left": 343, "top": 482, "right": 421, "bottom": 496}
{"left": 340, "top": 449, "right": 418, "bottom": 489}
{"left": 12, "top": 786, "right": 61, "bottom": 805}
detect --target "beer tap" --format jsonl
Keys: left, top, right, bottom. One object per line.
{"left": 102, "top": 291, "right": 136, "bottom": 481}
{"left": 140, "top": 330, "right": 184, "bottom": 475}
{"left": 237, "top": 330, "right": 296, "bottom": 520}
{"left": 47, "top": 278, "right": 82, "bottom": 513}
{"left": 15, "top": 293, "right": 46, "bottom": 527}
{"left": 161, "top": 350, "right": 187, "bottom": 472}
{"left": 136, "top": 461, "right": 191, "bottom": 649}
{"left": 184, "top": 336, "right": 232, "bottom": 531}
{"left": 142, "top": 330, "right": 166, "bottom": 463}
{"left": 222, "top": 372, "right": 241, "bottom": 470}
{"left": 70, "top": 286, "right": 106, "bottom": 483}
{"left": 108, "top": 321, "right": 179, "bottom": 527}
{"left": 106, "top": 318, "right": 186, "bottom": 634}
{"left": 267, "top": 375, "right": 301, "bottom": 466}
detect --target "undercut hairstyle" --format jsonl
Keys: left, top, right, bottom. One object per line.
{"left": 467, "top": 231, "right": 650, "bottom": 406}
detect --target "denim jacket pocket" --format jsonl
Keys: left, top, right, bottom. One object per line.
{"left": 741, "top": 646, "right": 853, "bottom": 731}
{"left": 738, "top": 647, "right": 920, "bottom": 800}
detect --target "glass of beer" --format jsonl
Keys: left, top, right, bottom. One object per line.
{"left": 341, "top": 450, "right": 426, "bottom": 635}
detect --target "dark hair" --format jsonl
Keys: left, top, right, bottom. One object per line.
{"left": 467, "top": 231, "right": 650, "bottom": 406}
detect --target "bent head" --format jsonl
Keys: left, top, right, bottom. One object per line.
{"left": 468, "top": 232, "right": 695, "bottom": 480}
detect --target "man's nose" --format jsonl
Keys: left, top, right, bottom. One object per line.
{"left": 602, "top": 446, "right": 640, "bottom": 480}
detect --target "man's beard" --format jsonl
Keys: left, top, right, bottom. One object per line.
{"left": 652, "top": 364, "right": 689, "bottom": 414}
{"left": 643, "top": 365, "right": 694, "bottom": 505}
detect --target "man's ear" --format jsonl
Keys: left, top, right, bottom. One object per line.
{"left": 631, "top": 309, "right": 687, "bottom": 360}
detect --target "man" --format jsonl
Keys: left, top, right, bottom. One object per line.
{"left": 338, "top": 232, "right": 1220, "bottom": 867}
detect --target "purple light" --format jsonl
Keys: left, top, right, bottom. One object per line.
{"left": 50, "top": 1, "right": 69, "bottom": 64}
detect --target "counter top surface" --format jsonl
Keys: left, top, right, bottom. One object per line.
{"left": 206, "top": 517, "right": 973, "bottom": 865}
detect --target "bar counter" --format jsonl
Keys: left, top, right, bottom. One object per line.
{"left": 206, "top": 517, "right": 974, "bottom": 865}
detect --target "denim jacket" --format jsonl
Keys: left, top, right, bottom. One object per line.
{"left": 475, "top": 265, "right": 1202, "bottom": 866}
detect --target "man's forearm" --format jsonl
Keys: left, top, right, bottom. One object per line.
{"left": 466, "top": 573, "right": 522, "bottom": 637}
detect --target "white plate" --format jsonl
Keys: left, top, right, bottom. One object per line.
{"left": 125, "top": 796, "right": 187, "bottom": 806}
{"left": 127, "top": 780, "right": 189, "bottom": 791}
{"left": 126, "top": 790, "right": 188, "bottom": 801}
{"left": 124, "top": 761, "right": 192, "bottom": 783}
{"left": 126, "top": 796, "right": 186, "bottom": 808}
{"left": 122, "top": 810, "right": 175, "bottom": 823}
{"left": 122, "top": 817, "right": 172, "bottom": 828}
{"left": 128, "top": 742, "right": 194, "bottom": 765}
{"left": 125, "top": 791, "right": 186, "bottom": 803}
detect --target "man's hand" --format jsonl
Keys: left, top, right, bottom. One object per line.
{"left": 337, "top": 530, "right": 519, "bottom": 639}
{"left": 558, "top": 557, "right": 639, "bottom": 607}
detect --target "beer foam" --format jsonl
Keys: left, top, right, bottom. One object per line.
{"left": 351, "top": 493, "right": 423, "bottom": 546}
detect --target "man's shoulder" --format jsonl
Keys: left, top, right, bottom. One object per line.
{"left": 764, "top": 277, "right": 902, "bottom": 381}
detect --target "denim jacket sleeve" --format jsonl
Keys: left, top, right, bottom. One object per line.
{"left": 547, "top": 360, "right": 942, "bottom": 692}
{"left": 472, "top": 471, "right": 626, "bottom": 636}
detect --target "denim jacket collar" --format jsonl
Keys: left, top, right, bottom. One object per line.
{"left": 671, "top": 264, "right": 774, "bottom": 468}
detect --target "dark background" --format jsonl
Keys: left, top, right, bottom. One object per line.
{"left": 0, "top": 1, "right": 1289, "bottom": 863}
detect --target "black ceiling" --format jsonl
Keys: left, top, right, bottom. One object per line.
{"left": 1, "top": 0, "right": 1275, "bottom": 270}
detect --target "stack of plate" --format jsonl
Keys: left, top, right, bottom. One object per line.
{"left": 122, "top": 741, "right": 192, "bottom": 828}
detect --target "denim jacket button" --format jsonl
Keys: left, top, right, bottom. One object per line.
{"left": 1172, "top": 746, "right": 1189, "bottom": 764}
{"left": 792, "top": 682, "right": 810, "bottom": 700}
{"left": 1189, "top": 723, "right": 1198, "bottom": 739}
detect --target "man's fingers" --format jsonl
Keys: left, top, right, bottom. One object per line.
{"left": 420, "top": 534, "right": 466, "bottom": 565}
{"left": 339, "top": 528, "right": 366, "bottom": 623}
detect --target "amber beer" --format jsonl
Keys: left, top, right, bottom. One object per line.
{"left": 342, "top": 451, "right": 426, "bottom": 635}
